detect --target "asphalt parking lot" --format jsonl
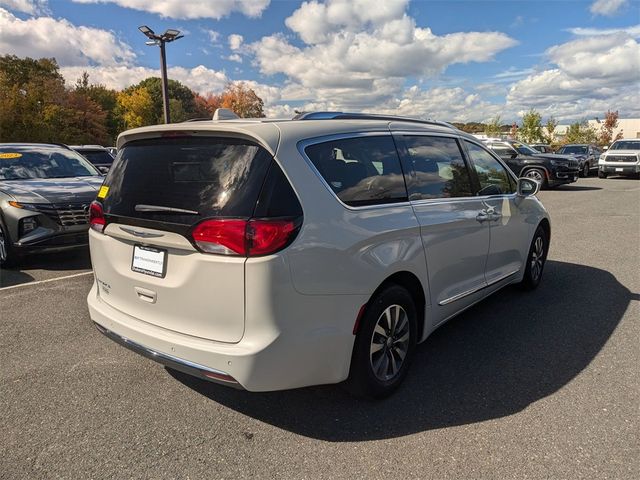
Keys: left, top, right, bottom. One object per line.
{"left": 1, "top": 176, "right": 639, "bottom": 479}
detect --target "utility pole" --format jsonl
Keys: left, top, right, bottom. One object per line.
{"left": 138, "top": 26, "right": 183, "bottom": 124}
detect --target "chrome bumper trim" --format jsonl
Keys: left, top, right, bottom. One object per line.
{"left": 94, "top": 322, "right": 243, "bottom": 389}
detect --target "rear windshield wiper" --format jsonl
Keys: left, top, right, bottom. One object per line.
{"left": 135, "top": 204, "right": 199, "bottom": 215}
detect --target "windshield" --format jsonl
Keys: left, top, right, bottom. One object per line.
{"left": 610, "top": 140, "right": 640, "bottom": 150}
{"left": 558, "top": 145, "right": 587, "bottom": 155}
{"left": 77, "top": 150, "right": 114, "bottom": 166}
{"left": 0, "top": 146, "right": 100, "bottom": 180}
{"left": 511, "top": 142, "right": 539, "bottom": 155}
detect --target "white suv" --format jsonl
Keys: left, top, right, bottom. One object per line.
{"left": 87, "top": 111, "right": 550, "bottom": 398}
{"left": 598, "top": 139, "right": 640, "bottom": 178}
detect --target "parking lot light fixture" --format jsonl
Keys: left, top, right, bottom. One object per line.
{"left": 138, "top": 25, "right": 183, "bottom": 124}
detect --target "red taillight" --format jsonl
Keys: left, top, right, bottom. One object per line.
{"left": 192, "top": 218, "right": 299, "bottom": 257}
{"left": 192, "top": 219, "right": 248, "bottom": 255}
{"left": 89, "top": 201, "right": 106, "bottom": 233}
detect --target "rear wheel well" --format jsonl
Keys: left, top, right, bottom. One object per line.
{"left": 366, "top": 271, "right": 426, "bottom": 341}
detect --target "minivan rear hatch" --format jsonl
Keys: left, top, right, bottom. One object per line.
{"left": 90, "top": 134, "right": 298, "bottom": 343}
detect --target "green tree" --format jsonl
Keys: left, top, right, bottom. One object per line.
{"left": 484, "top": 115, "right": 502, "bottom": 138}
{"left": 564, "top": 121, "right": 597, "bottom": 144}
{"left": 128, "top": 77, "right": 197, "bottom": 123}
{"left": 75, "top": 72, "right": 121, "bottom": 143}
{"left": 544, "top": 116, "right": 558, "bottom": 145}
{"left": 518, "top": 109, "right": 544, "bottom": 143}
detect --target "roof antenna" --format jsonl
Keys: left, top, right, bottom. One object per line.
{"left": 213, "top": 108, "right": 240, "bottom": 121}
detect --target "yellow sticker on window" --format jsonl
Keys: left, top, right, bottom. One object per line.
{"left": 97, "top": 185, "right": 109, "bottom": 199}
{"left": 0, "top": 152, "right": 22, "bottom": 159}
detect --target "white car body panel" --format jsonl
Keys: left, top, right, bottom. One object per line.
{"left": 88, "top": 117, "right": 550, "bottom": 391}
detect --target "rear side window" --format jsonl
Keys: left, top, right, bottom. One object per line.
{"left": 102, "top": 137, "right": 272, "bottom": 225}
{"left": 79, "top": 150, "right": 114, "bottom": 166}
{"left": 396, "top": 135, "right": 473, "bottom": 200}
{"left": 304, "top": 136, "right": 407, "bottom": 207}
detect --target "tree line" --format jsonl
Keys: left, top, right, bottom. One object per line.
{"left": 0, "top": 55, "right": 625, "bottom": 148}
{"left": 453, "top": 109, "right": 623, "bottom": 147}
{"left": 0, "top": 55, "right": 265, "bottom": 146}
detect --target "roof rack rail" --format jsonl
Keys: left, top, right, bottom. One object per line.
{"left": 292, "top": 111, "right": 457, "bottom": 129}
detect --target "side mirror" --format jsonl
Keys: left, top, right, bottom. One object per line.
{"left": 98, "top": 166, "right": 109, "bottom": 175}
{"left": 517, "top": 177, "right": 540, "bottom": 197}
{"left": 510, "top": 152, "right": 519, "bottom": 158}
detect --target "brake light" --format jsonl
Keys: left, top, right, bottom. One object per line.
{"left": 89, "top": 201, "right": 106, "bottom": 233}
{"left": 192, "top": 218, "right": 299, "bottom": 256}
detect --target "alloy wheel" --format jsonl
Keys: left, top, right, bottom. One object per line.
{"left": 369, "top": 304, "right": 410, "bottom": 381}
{"left": 0, "top": 227, "right": 7, "bottom": 263}
{"left": 530, "top": 235, "right": 545, "bottom": 281}
{"left": 525, "top": 170, "right": 543, "bottom": 182}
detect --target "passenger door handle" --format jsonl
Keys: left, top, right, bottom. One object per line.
{"left": 476, "top": 211, "right": 489, "bottom": 222}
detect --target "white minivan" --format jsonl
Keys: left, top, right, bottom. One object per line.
{"left": 88, "top": 112, "right": 550, "bottom": 398}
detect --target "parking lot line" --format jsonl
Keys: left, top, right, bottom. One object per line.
{"left": 0, "top": 271, "right": 93, "bottom": 291}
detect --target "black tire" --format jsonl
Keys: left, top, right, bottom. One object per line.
{"left": 347, "top": 285, "right": 418, "bottom": 399}
{"left": 519, "top": 225, "right": 548, "bottom": 291}
{"left": 523, "top": 168, "right": 548, "bottom": 189}
{"left": 0, "top": 221, "right": 18, "bottom": 269}
{"left": 580, "top": 162, "right": 589, "bottom": 178}
{"left": 598, "top": 171, "right": 607, "bottom": 179}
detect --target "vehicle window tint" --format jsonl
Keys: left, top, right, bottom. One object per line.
{"left": 102, "top": 137, "right": 272, "bottom": 225}
{"left": 0, "top": 146, "right": 99, "bottom": 180}
{"left": 464, "top": 141, "right": 515, "bottom": 195}
{"left": 304, "top": 136, "right": 407, "bottom": 207}
{"left": 398, "top": 136, "right": 472, "bottom": 200}
{"left": 253, "top": 161, "right": 302, "bottom": 218}
{"left": 80, "top": 150, "right": 114, "bottom": 166}
{"left": 490, "top": 144, "right": 515, "bottom": 157}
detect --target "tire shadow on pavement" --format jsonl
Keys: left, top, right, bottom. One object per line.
{"left": 169, "top": 260, "right": 637, "bottom": 441}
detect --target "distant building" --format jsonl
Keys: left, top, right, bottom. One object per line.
{"left": 550, "top": 118, "right": 640, "bottom": 143}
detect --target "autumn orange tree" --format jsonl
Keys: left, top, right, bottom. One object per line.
{"left": 597, "top": 110, "right": 623, "bottom": 147}
{"left": 219, "top": 82, "right": 265, "bottom": 118}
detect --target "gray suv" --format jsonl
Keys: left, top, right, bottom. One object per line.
{"left": 0, "top": 143, "right": 104, "bottom": 267}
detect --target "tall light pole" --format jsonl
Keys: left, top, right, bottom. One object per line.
{"left": 138, "top": 26, "right": 183, "bottom": 124}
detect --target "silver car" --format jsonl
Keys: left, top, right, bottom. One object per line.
{"left": 88, "top": 111, "right": 550, "bottom": 398}
{"left": 0, "top": 143, "right": 104, "bottom": 267}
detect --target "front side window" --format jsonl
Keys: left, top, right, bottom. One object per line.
{"left": 464, "top": 141, "right": 515, "bottom": 195}
{"left": 398, "top": 135, "right": 473, "bottom": 200}
{"left": 558, "top": 145, "right": 587, "bottom": 155}
{"left": 304, "top": 136, "right": 407, "bottom": 207}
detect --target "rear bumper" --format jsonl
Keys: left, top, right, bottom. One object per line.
{"left": 87, "top": 282, "right": 360, "bottom": 391}
{"left": 94, "top": 322, "right": 243, "bottom": 388}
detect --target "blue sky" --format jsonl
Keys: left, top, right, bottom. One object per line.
{"left": 1, "top": 0, "right": 639, "bottom": 122}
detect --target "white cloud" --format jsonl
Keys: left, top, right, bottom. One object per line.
{"left": 204, "top": 29, "right": 220, "bottom": 42}
{"left": 590, "top": 0, "right": 628, "bottom": 16}
{"left": 227, "top": 53, "right": 242, "bottom": 63}
{"left": 71, "top": 0, "right": 270, "bottom": 20}
{"left": 507, "top": 32, "right": 640, "bottom": 120}
{"left": 228, "top": 34, "right": 244, "bottom": 51}
{"left": 0, "top": 7, "right": 135, "bottom": 66}
{"left": 60, "top": 64, "right": 230, "bottom": 96}
{"left": 566, "top": 24, "right": 640, "bottom": 37}
{"left": 250, "top": 0, "right": 517, "bottom": 109}
{"left": 0, "top": 0, "right": 46, "bottom": 14}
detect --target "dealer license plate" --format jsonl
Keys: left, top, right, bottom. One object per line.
{"left": 131, "top": 245, "right": 167, "bottom": 278}
{"left": 616, "top": 168, "right": 623, "bottom": 172}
